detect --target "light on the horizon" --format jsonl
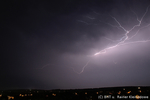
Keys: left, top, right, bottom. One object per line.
{"left": 21, "top": 95, "right": 24, "bottom": 97}
{"left": 75, "top": 92, "right": 77, "bottom": 95}
{"left": 8, "top": 96, "right": 14, "bottom": 100}
{"left": 138, "top": 87, "right": 141, "bottom": 89}
{"left": 19, "top": 94, "right": 21, "bottom": 96}
{"left": 127, "top": 91, "right": 131, "bottom": 94}
{"left": 52, "top": 93, "right": 56, "bottom": 96}
{"left": 118, "top": 91, "right": 121, "bottom": 94}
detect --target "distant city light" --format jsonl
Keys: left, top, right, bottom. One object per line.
{"left": 127, "top": 91, "right": 131, "bottom": 94}
{"left": 19, "top": 94, "right": 22, "bottom": 96}
{"left": 118, "top": 91, "right": 121, "bottom": 94}
{"left": 28, "top": 94, "right": 33, "bottom": 96}
{"left": 52, "top": 93, "right": 56, "bottom": 96}
{"left": 0, "top": 87, "right": 149, "bottom": 100}
{"left": 8, "top": 96, "right": 14, "bottom": 100}
{"left": 138, "top": 87, "right": 141, "bottom": 89}
{"left": 75, "top": 92, "right": 78, "bottom": 95}
{"left": 22, "top": 95, "right": 24, "bottom": 97}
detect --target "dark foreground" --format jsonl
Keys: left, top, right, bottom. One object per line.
{"left": 0, "top": 86, "right": 150, "bottom": 100}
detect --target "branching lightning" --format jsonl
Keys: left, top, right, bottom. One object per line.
{"left": 70, "top": 60, "right": 91, "bottom": 74}
{"left": 74, "top": 5, "right": 150, "bottom": 74}
{"left": 35, "top": 6, "right": 150, "bottom": 75}
{"left": 94, "top": 5, "right": 150, "bottom": 56}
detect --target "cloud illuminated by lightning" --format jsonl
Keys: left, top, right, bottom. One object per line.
{"left": 94, "top": 5, "right": 150, "bottom": 56}
{"left": 35, "top": 6, "right": 150, "bottom": 75}
{"left": 74, "top": 5, "right": 150, "bottom": 74}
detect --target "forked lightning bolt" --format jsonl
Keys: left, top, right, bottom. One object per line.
{"left": 73, "top": 5, "right": 150, "bottom": 74}
{"left": 70, "top": 60, "right": 91, "bottom": 74}
{"left": 94, "top": 5, "right": 150, "bottom": 56}
{"left": 35, "top": 6, "right": 150, "bottom": 74}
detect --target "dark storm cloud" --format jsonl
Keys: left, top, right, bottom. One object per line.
{"left": 1, "top": 0, "right": 150, "bottom": 90}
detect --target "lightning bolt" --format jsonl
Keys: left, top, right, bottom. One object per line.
{"left": 94, "top": 5, "right": 150, "bottom": 56}
{"left": 73, "top": 5, "right": 150, "bottom": 74}
{"left": 35, "top": 6, "right": 150, "bottom": 74}
{"left": 34, "top": 61, "right": 91, "bottom": 75}
{"left": 70, "top": 60, "right": 91, "bottom": 74}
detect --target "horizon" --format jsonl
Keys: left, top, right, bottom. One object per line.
{"left": 1, "top": 86, "right": 150, "bottom": 91}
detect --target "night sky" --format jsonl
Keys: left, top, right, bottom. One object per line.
{"left": 1, "top": 0, "right": 150, "bottom": 90}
